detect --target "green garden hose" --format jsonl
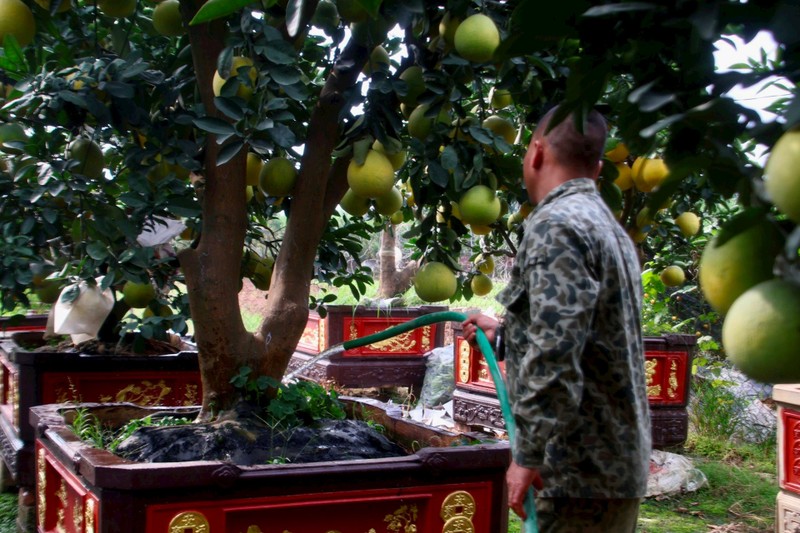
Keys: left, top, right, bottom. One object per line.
{"left": 289, "top": 310, "right": 539, "bottom": 532}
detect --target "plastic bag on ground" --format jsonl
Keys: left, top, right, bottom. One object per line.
{"left": 646, "top": 449, "right": 708, "bottom": 497}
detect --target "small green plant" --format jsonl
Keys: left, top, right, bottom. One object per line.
{"left": 689, "top": 375, "right": 748, "bottom": 442}
{"left": 230, "top": 367, "right": 346, "bottom": 429}
{"left": 230, "top": 366, "right": 273, "bottom": 406}
{"left": 107, "top": 415, "right": 192, "bottom": 453}
{"left": 69, "top": 407, "right": 110, "bottom": 449}
{"left": 266, "top": 379, "right": 346, "bottom": 429}
{"left": 69, "top": 408, "right": 192, "bottom": 452}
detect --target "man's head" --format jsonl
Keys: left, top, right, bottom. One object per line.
{"left": 523, "top": 105, "right": 608, "bottom": 203}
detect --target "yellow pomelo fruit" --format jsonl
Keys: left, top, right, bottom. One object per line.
{"left": 213, "top": 56, "right": 257, "bottom": 101}
{"left": 675, "top": 212, "right": 700, "bottom": 237}
{"left": 98, "top": 0, "right": 136, "bottom": 18}
{"left": 246, "top": 152, "right": 263, "bottom": 187}
{"left": 698, "top": 220, "right": 783, "bottom": 315}
{"left": 489, "top": 87, "right": 513, "bottom": 109}
{"left": 628, "top": 227, "right": 648, "bottom": 244}
{"left": 631, "top": 157, "right": 669, "bottom": 193}
{"left": 459, "top": 185, "right": 501, "bottom": 226}
{"left": 34, "top": 279, "right": 63, "bottom": 305}
{"left": 764, "top": 128, "right": 800, "bottom": 223}
{"left": 398, "top": 65, "right": 425, "bottom": 106}
{"left": 453, "top": 14, "right": 500, "bottom": 63}
{"left": 408, "top": 104, "right": 448, "bottom": 140}
{"left": 340, "top": 188, "right": 370, "bottom": 217}
{"left": 389, "top": 210, "right": 404, "bottom": 224}
{"left": 372, "top": 139, "right": 406, "bottom": 170}
{"left": 347, "top": 149, "right": 394, "bottom": 198}
{"left": 250, "top": 255, "right": 274, "bottom": 290}
{"left": 605, "top": 142, "right": 629, "bottom": 163}
{"left": 152, "top": 0, "right": 184, "bottom": 37}
{"left": 122, "top": 281, "right": 156, "bottom": 309}
{"left": 635, "top": 207, "right": 653, "bottom": 230}
{"left": 143, "top": 304, "right": 172, "bottom": 318}
{"left": 363, "top": 45, "right": 390, "bottom": 75}
{"left": 0, "top": 122, "right": 27, "bottom": 154}
{"left": 0, "top": 0, "right": 35, "bottom": 48}
{"left": 482, "top": 115, "right": 516, "bottom": 145}
{"left": 374, "top": 186, "right": 402, "bottom": 216}
{"left": 470, "top": 273, "right": 493, "bottom": 296}
{"left": 475, "top": 254, "right": 494, "bottom": 274}
{"left": 439, "top": 12, "right": 461, "bottom": 46}
{"left": 259, "top": 156, "right": 297, "bottom": 196}
{"left": 68, "top": 138, "right": 105, "bottom": 179}
{"left": 722, "top": 279, "right": 800, "bottom": 383}
{"left": 413, "top": 262, "right": 457, "bottom": 303}
{"left": 311, "top": 0, "right": 340, "bottom": 33}
{"left": 613, "top": 162, "right": 633, "bottom": 191}
{"left": 660, "top": 265, "right": 685, "bottom": 287}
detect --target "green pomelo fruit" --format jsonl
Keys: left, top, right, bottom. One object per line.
{"left": 722, "top": 279, "right": 800, "bottom": 383}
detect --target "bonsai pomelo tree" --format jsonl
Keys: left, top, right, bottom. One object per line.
{"left": 1, "top": 0, "right": 799, "bottom": 426}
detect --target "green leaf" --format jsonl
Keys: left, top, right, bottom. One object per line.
{"left": 285, "top": 0, "right": 306, "bottom": 38}
{"left": 583, "top": 3, "right": 657, "bottom": 17}
{"left": 217, "top": 140, "right": 244, "bottom": 165}
{"left": 193, "top": 117, "right": 236, "bottom": 135}
{"left": 190, "top": 0, "right": 256, "bottom": 25}
{"left": 86, "top": 242, "right": 109, "bottom": 261}
{"left": 267, "top": 124, "right": 296, "bottom": 148}
{"left": 214, "top": 97, "right": 246, "bottom": 121}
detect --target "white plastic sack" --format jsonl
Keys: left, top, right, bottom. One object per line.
{"left": 646, "top": 450, "right": 708, "bottom": 497}
{"left": 136, "top": 216, "right": 186, "bottom": 247}
{"left": 50, "top": 277, "right": 114, "bottom": 343}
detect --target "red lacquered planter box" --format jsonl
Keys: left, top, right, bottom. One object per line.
{"left": 451, "top": 324, "right": 696, "bottom": 448}
{"left": 289, "top": 305, "right": 447, "bottom": 390}
{"left": 32, "top": 399, "right": 510, "bottom": 533}
{"left": 774, "top": 385, "right": 800, "bottom": 532}
{"left": 774, "top": 385, "right": 800, "bottom": 496}
{"left": 0, "top": 314, "right": 48, "bottom": 337}
{"left": 0, "top": 332, "right": 201, "bottom": 490}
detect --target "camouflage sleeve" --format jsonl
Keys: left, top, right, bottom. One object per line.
{"left": 512, "top": 218, "right": 600, "bottom": 468}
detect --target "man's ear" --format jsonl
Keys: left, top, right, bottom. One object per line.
{"left": 591, "top": 160, "right": 603, "bottom": 179}
{"left": 530, "top": 140, "right": 544, "bottom": 170}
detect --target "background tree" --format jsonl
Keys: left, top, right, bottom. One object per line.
{"left": 1, "top": 0, "right": 798, "bottom": 421}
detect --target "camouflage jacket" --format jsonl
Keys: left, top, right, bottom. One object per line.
{"left": 497, "top": 178, "right": 652, "bottom": 499}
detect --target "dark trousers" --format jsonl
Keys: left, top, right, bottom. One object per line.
{"left": 535, "top": 497, "right": 641, "bottom": 533}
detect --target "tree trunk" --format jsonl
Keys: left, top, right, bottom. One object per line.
{"left": 377, "top": 225, "right": 418, "bottom": 299}
{"left": 177, "top": 0, "right": 370, "bottom": 420}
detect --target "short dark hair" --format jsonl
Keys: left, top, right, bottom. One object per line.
{"left": 535, "top": 106, "right": 608, "bottom": 172}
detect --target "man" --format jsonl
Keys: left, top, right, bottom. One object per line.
{"left": 462, "top": 105, "right": 651, "bottom": 532}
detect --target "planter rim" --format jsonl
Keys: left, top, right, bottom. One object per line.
{"left": 773, "top": 384, "right": 800, "bottom": 405}
{"left": 32, "top": 398, "right": 510, "bottom": 491}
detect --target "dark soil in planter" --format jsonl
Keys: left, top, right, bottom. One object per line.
{"left": 116, "top": 415, "right": 407, "bottom": 465}
{"left": 18, "top": 331, "right": 191, "bottom": 356}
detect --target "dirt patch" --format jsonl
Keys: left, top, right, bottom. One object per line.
{"left": 238, "top": 279, "right": 270, "bottom": 316}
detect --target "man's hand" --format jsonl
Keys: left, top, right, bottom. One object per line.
{"left": 506, "top": 461, "right": 544, "bottom": 520}
{"left": 461, "top": 314, "right": 500, "bottom": 346}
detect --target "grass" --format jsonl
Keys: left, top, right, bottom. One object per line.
{"left": 505, "top": 435, "right": 778, "bottom": 532}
